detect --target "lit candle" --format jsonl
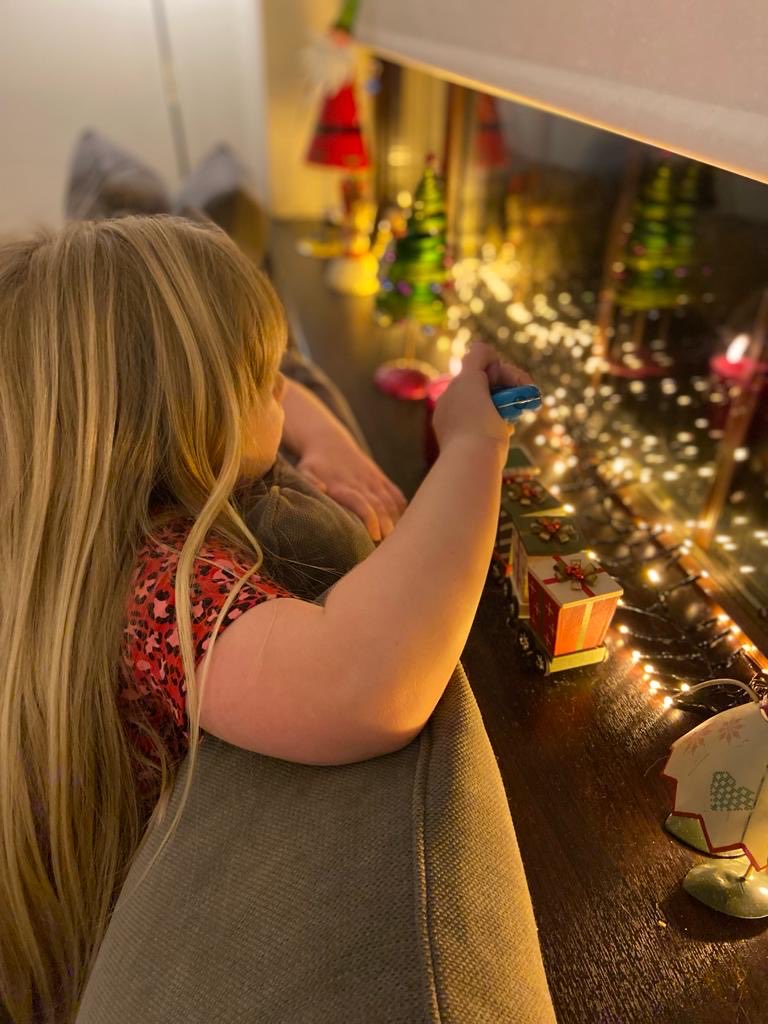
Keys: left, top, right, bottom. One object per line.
{"left": 709, "top": 333, "right": 768, "bottom": 384}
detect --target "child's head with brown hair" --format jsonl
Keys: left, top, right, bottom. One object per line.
{"left": 0, "top": 215, "right": 287, "bottom": 1022}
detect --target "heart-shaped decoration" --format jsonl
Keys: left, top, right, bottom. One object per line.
{"left": 710, "top": 770, "right": 756, "bottom": 812}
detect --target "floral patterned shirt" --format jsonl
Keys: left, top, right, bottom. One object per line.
{"left": 118, "top": 519, "right": 292, "bottom": 798}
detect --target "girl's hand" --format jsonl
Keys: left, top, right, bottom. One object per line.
{"left": 297, "top": 436, "right": 407, "bottom": 542}
{"left": 433, "top": 341, "right": 534, "bottom": 454}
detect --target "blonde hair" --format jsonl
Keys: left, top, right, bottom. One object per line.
{"left": 0, "top": 215, "right": 287, "bottom": 1022}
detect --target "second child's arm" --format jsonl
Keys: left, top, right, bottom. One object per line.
{"left": 200, "top": 343, "right": 533, "bottom": 765}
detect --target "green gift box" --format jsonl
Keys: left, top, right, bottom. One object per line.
{"left": 497, "top": 482, "right": 567, "bottom": 576}
{"left": 513, "top": 515, "right": 586, "bottom": 609}
{"left": 500, "top": 480, "right": 566, "bottom": 521}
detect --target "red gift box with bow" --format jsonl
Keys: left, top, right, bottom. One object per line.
{"left": 527, "top": 554, "right": 623, "bottom": 656}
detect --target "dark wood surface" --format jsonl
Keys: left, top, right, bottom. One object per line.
{"left": 270, "top": 221, "right": 768, "bottom": 1024}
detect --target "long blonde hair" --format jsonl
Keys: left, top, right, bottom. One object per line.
{"left": 0, "top": 215, "right": 287, "bottom": 1023}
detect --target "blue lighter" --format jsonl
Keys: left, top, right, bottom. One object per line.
{"left": 490, "top": 385, "right": 542, "bottom": 422}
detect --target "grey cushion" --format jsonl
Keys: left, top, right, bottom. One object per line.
{"left": 174, "top": 143, "right": 269, "bottom": 268}
{"left": 77, "top": 665, "right": 555, "bottom": 1024}
{"left": 64, "top": 130, "right": 172, "bottom": 221}
{"left": 236, "top": 455, "right": 375, "bottom": 601}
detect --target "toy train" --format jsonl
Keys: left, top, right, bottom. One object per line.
{"left": 491, "top": 447, "right": 623, "bottom": 676}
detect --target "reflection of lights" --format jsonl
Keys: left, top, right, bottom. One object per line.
{"left": 694, "top": 418, "right": 708, "bottom": 429}
{"left": 563, "top": 504, "right": 575, "bottom": 514}
{"left": 552, "top": 460, "right": 566, "bottom": 475}
{"left": 663, "top": 696, "right": 674, "bottom": 708}
{"left": 741, "top": 565, "right": 756, "bottom": 574}
{"left": 387, "top": 145, "right": 412, "bottom": 168}
{"left": 396, "top": 189, "right": 413, "bottom": 206}
{"left": 677, "top": 395, "right": 692, "bottom": 406}
{"left": 680, "top": 683, "right": 691, "bottom": 692}
{"left": 734, "top": 448, "right": 750, "bottom": 462}
{"left": 733, "top": 515, "right": 749, "bottom": 526}
{"left": 697, "top": 466, "right": 715, "bottom": 478}
{"left": 647, "top": 568, "right": 661, "bottom": 583}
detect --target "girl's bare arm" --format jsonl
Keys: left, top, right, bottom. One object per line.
{"left": 200, "top": 343, "right": 531, "bottom": 765}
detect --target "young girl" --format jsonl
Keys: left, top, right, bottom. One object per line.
{"left": 0, "top": 215, "right": 531, "bottom": 1023}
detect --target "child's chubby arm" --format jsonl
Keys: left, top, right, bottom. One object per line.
{"left": 200, "top": 343, "right": 533, "bottom": 766}
{"left": 280, "top": 378, "right": 406, "bottom": 541}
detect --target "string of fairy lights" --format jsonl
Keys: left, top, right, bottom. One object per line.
{"left": 435, "top": 254, "right": 768, "bottom": 714}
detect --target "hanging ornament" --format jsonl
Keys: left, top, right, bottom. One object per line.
{"left": 300, "top": 0, "right": 360, "bottom": 102}
{"left": 297, "top": 0, "right": 371, "bottom": 261}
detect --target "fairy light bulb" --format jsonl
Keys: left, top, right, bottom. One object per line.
{"left": 663, "top": 696, "right": 674, "bottom": 709}
{"left": 647, "top": 568, "right": 661, "bottom": 584}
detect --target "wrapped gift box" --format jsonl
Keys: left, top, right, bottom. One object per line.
{"left": 528, "top": 554, "right": 623, "bottom": 656}
{"left": 500, "top": 480, "right": 566, "bottom": 521}
{"left": 502, "top": 445, "right": 540, "bottom": 482}
{"left": 512, "top": 516, "right": 586, "bottom": 607}
{"left": 498, "top": 481, "right": 567, "bottom": 568}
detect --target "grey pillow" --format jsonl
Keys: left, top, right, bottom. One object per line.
{"left": 174, "top": 143, "right": 269, "bottom": 267}
{"left": 235, "top": 454, "right": 375, "bottom": 601}
{"left": 64, "top": 130, "right": 172, "bottom": 221}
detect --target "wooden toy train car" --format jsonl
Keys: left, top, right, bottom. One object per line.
{"left": 492, "top": 447, "right": 623, "bottom": 675}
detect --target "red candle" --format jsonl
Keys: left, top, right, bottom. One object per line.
{"left": 709, "top": 333, "right": 768, "bottom": 384}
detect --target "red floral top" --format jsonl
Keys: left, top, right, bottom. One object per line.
{"left": 118, "top": 519, "right": 292, "bottom": 798}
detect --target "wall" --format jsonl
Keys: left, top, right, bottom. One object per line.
{"left": 0, "top": 0, "right": 271, "bottom": 236}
